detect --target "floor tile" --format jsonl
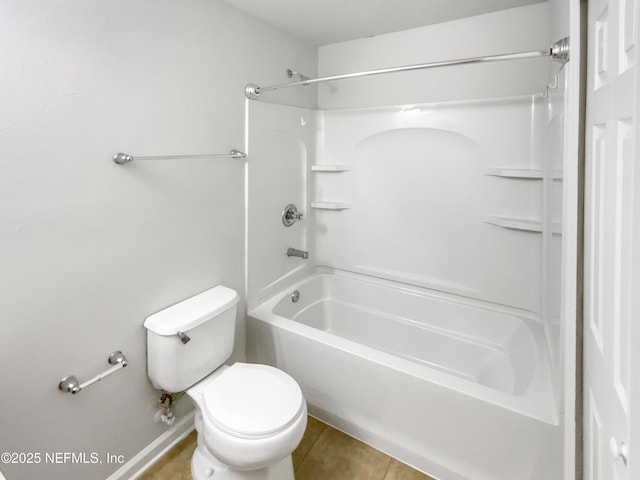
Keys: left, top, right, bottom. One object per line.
{"left": 295, "top": 426, "right": 391, "bottom": 480}
{"left": 138, "top": 430, "right": 196, "bottom": 480}
{"left": 293, "top": 416, "right": 326, "bottom": 468}
{"left": 137, "top": 417, "right": 432, "bottom": 480}
{"left": 384, "top": 459, "right": 436, "bottom": 480}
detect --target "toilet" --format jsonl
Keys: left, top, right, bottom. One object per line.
{"left": 144, "top": 285, "right": 307, "bottom": 480}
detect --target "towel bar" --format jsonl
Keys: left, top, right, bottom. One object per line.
{"left": 58, "top": 351, "right": 128, "bottom": 394}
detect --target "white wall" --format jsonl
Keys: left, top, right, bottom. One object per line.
{"left": 0, "top": 1, "right": 316, "bottom": 479}
{"left": 318, "top": 3, "right": 550, "bottom": 109}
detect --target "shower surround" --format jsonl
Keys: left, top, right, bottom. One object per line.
{"left": 246, "top": 84, "right": 566, "bottom": 479}
{"left": 245, "top": 4, "right": 573, "bottom": 479}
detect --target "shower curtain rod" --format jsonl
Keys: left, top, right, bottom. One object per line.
{"left": 245, "top": 37, "right": 570, "bottom": 99}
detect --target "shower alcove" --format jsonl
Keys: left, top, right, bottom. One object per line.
{"left": 244, "top": 4, "right": 577, "bottom": 480}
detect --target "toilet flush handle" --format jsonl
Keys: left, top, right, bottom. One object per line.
{"left": 177, "top": 331, "right": 191, "bottom": 344}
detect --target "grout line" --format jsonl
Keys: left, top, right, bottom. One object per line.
{"left": 295, "top": 422, "right": 327, "bottom": 471}
{"left": 381, "top": 455, "right": 393, "bottom": 480}
{"left": 138, "top": 431, "right": 197, "bottom": 479}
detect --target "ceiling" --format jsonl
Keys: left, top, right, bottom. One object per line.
{"left": 222, "top": 0, "right": 547, "bottom": 46}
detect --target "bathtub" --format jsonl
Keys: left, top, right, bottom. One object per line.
{"left": 247, "top": 267, "right": 561, "bottom": 480}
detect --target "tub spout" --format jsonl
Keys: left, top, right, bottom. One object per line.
{"left": 287, "top": 248, "right": 309, "bottom": 259}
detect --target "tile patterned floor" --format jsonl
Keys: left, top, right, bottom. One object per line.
{"left": 139, "top": 416, "right": 435, "bottom": 480}
{"left": 139, "top": 430, "right": 196, "bottom": 480}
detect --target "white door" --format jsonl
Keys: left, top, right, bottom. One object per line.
{"left": 584, "top": 0, "right": 639, "bottom": 479}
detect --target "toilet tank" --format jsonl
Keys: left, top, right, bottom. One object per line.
{"left": 144, "top": 285, "right": 239, "bottom": 393}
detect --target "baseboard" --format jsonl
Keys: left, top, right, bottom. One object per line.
{"left": 105, "top": 411, "right": 195, "bottom": 480}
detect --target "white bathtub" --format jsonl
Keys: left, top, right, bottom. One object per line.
{"left": 247, "top": 267, "right": 561, "bottom": 480}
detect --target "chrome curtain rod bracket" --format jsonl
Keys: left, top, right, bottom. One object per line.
{"left": 550, "top": 36, "right": 570, "bottom": 63}
{"left": 286, "top": 69, "right": 309, "bottom": 81}
{"left": 539, "top": 37, "right": 571, "bottom": 97}
{"left": 245, "top": 37, "right": 571, "bottom": 100}
{"left": 245, "top": 83, "right": 261, "bottom": 100}
{"left": 113, "top": 149, "right": 247, "bottom": 164}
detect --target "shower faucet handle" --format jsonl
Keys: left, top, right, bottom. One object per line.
{"left": 282, "top": 204, "right": 303, "bottom": 227}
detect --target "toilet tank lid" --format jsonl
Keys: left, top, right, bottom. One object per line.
{"left": 144, "top": 285, "right": 239, "bottom": 336}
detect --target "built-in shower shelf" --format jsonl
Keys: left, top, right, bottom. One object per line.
{"left": 485, "top": 168, "right": 543, "bottom": 178}
{"left": 485, "top": 168, "right": 564, "bottom": 179}
{"left": 485, "top": 216, "right": 563, "bottom": 234}
{"left": 311, "top": 164, "right": 351, "bottom": 172}
{"left": 485, "top": 216, "right": 543, "bottom": 232}
{"left": 311, "top": 201, "right": 351, "bottom": 210}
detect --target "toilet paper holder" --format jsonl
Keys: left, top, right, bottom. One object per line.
{"left": 58, "top": 351, "right": 128, "bottom": 394}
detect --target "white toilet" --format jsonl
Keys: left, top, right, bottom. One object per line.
{"left": 144, "top": 285, "right": 307, "bottom": 480}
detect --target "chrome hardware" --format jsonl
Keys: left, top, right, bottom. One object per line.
{"left": 550, "top": 36, "right": 570, "bottom": 63}
{"left": 58, "top": 351, "right": 128, "bottom": 394}
{"left": 291, "top": 290, "right": 300, "bottom": 303}
{"left": 108, "top": 351, "right": 128, "bottom": 367}
{"left": 286, "top": 69, "right": 309, "bottom": 82}
{"left": 59, "top": 375, "right": 81, "bottom": 394}
{"left": 113, "top": 150, "right": 246, "bottom": 165}
{"left": 609, "top": 437, "right": 628, "bottom": 465}
{"left": 245, "top": 83, "right": 260, "bottom": 99}
{"left": 282, "top": 204, "right": 304, "bottom": 227}
{"left": 287, "top": 248, "right": 309, "bottom": 259}
{"left": 177, "top": 331, "right": 191, "bottom": 344}
{"left": 113, "top": 153, "right": 134, "bottom": 164}
{"left": 245, "top": 39, "right": 571, "bottom": 100}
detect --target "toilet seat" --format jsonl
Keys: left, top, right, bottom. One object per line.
{"left": 201, "top": 363, "right": 304, "bottom": 439}
{"left": 187, "top": 362, "right": 308, "bottom": 472}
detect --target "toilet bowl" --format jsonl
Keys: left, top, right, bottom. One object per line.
{"left": 188, "top": 363, "right": 307, "bottom": 479}
{"left": 144, "top": 286, "right": 306, "bottom": 480}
